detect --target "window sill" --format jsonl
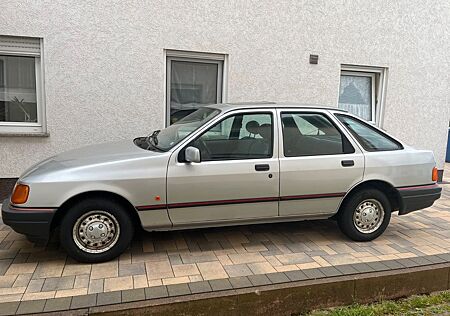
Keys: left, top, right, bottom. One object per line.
{"left": 0, "top": 132, "right": 49, "bottom": 137}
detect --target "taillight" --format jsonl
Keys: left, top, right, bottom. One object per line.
{"left": 11, "top": 184, "right": 29, "bottom": 204}
{"left": 432, "top": 167, "right": 438, "bottom": 182}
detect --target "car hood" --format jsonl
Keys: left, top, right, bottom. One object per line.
{"left": 53, "top": 140, "right": 153, "bottom": 162}
{"left": 20, "top": 140, "right": 165, "bottom": 181}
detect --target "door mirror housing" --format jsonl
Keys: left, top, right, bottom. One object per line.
{"left": 185, "top": 146, "right": 201, "bottom": 163}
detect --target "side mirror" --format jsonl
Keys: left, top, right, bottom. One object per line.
{"left": 184, "top": 146, "right": 201, "bottom": 163}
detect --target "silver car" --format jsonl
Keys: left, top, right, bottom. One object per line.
{"left": 2, "top": 103, "right": 442, "bottom": 262}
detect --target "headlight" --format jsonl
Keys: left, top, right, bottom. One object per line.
{"left": 11, "top": 183, "right": 30, "bottom": 204}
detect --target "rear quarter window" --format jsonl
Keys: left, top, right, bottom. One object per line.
{"left": 335, "top": 114, "right": 403, "bottom": 152}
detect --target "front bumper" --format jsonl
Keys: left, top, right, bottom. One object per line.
{"left": 398, "top": 184, "right": 442, "bottom": 215}
{"left": 1, "top": 199, "right": 56, "bottom": 244}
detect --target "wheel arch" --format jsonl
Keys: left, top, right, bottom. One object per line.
{"left": 50, "top": 190, "right": 142, "bottom": 231}
{"left": 337, "top": 180, "right": 402, "bottom": 214}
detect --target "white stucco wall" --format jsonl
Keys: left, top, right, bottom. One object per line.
{"left": 0, "top": 0, "right": 449, "bottom": 177}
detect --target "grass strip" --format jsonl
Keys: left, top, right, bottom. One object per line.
{"left": 306, "top": 291, "right": 450, "bottom": 316}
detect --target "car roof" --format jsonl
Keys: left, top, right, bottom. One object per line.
{"left": 206, "top": 101, "right": 347, "bottom": 112}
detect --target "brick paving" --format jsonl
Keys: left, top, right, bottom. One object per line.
{"left": 0, "top": 165, "right": 448, "bottom": 310}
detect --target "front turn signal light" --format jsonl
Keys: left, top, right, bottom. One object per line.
{"left": 432, "top": 167, "right": 438, "bottom": 182}
{"left": 11, "top": 184, "right": 29, "bottom": 204}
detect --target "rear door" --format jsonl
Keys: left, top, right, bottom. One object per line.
{"left": 278, "top": 109, "right": 364, "bottom": 217}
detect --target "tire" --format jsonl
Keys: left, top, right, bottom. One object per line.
{"left": 337, "top": 189, "right": 391, "bottom": 241}
{"left": 59, "top": 198, "right": 134, "bottom": 263}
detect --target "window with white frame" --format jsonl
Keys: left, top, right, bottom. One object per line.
{"left": 0, "top": 36, "right": 45, "bottom": 134}
{"left": 166, "top": 50, "right": 226, "bottom": 125}
{"left": 338, "top": 66, "right": 387, "bottom": 124}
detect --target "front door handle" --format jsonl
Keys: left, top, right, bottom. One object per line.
{"left": 255, "top": 164, "right": 270, "bottom": 171}
{"left": 341, "top": 160, "right": 354, "bottom": 167}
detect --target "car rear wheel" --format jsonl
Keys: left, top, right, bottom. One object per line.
{"left": 337, "top": 189, "right": 391, "bottom": 241}
{"left": 59, "top": 198, "right": 134, "bottom": 263}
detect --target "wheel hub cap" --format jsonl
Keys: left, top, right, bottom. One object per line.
{"left": 73, "top": 210, "right": 120, "bottom": 254}
{"left": 85, "top": 221, "right": 109, "bottom": 241}
{"left": 353, "top": 199, "right": 385, "bottom": 234}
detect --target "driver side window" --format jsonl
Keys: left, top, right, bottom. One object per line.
{"left": 190, "top": 113, "right": 273, "bottom": 161}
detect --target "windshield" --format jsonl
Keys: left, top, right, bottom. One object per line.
{"left": 135, "top": 107, "right": 220, "bottom": 151}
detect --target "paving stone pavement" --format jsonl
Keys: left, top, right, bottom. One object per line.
{"left": 0, "top": 165, "right": 449, "bottom": 312}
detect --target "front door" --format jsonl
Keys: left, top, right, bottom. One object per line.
{"left": 278, "top": 109, "right": 364, "bottom": 217}
{"left": 167, "top": 109, "right": 279, "bottom": 226}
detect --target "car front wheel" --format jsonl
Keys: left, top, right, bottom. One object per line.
{"left": 337, "top": 189, "right": 391, "bottom": 241}
{"left": 59, "top": 198, "right": 134, "bottom": 263}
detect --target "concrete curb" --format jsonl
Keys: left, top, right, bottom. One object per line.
{"left": 3, "top": 255, "right": 449, "bottom": 315}
{"left": 86, "top": 263, "right": 450, "bottom": 315}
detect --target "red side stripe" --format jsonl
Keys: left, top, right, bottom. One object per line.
{"left": 136, "top": 205, "right": 167, "bottom": 211}
{"left": 136, "top": 192, "right": 345, "bottom": 211}
{"left": 168, "top": 196, "right": 279, "bottom": 209}
{"left": 396, "top": 184, "right": 440, "bottom": 191}
{"left": 9, "top": 205, "right": 56, "bottom": 212}
{"left": 280, "top": 192, "right": 346, "bottom": 201}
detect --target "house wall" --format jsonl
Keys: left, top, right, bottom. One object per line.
{"left": 0, "top": 1, "right": 449, "bottom": 180}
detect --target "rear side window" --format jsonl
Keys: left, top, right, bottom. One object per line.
{"left": 335, "top": 114, "right": 403, "bottom": 151}
{"left": 281, "top": 113, "right": 354, "bottom": 157}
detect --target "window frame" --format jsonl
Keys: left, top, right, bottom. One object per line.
{"left": 338, "top": 65, "right": 387, "bottom": 126}
{"left": 165, "top": 50, "right": 227, "bottom": 127}
{"left": 280, "top": 111, "right": 355, "bottom": 158}
{"left": 179, "top": 111, "right": 275, "bottom": 162}
{"left": 334, "top": 113, "right": 404, "bottom": 152}
{"left": 0, "top": 59, "right": 4, "bottom": 87}
{"left": 0, "top": 38, "right": 46, "bottom": 135}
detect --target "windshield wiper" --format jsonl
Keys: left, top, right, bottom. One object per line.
{"left": 145, "top": 130, "right": 165, "bottom": 151}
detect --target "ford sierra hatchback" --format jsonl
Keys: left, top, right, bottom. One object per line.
{"left": 2, "top": 103, "right": 442, "bottom": 262}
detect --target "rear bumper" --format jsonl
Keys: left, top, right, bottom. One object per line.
{"left": 1, "top": 198, "right": 56, "bottom": 244}
{"left": 397, "top": 184, "right": 442, "bottom": 215}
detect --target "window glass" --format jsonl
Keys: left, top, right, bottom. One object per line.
{"left": 0, "top": 55, "right": 37, "bottom": 123}
{"left": 135, "top": 107, "right": 220, "bottom": 151}
{"left": 281, "top": 113, "right": 353, "bottom": 157}
{"left": 190, "top": 113, "right": 273, "bottom": 161}
{"left": 336, "top": 114, "right": 402, "bottom": 151}
{"left": 338, "top": 73, "right": 373, "bottom": 121}
{"left": 238, "top": 114, "right": 271, "bottom": 139}
{"left": 169, "top": 60, "right": 222, "bottom": 125}
{"left": 292, "top": 115, "right": 324, "bottom": 135}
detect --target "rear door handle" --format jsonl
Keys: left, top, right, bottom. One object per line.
{"left": 255, "top": 164, "right": 270, "bottom": 171}
{"left": 341, "top": 160, "right": 354, "bottom": 167}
